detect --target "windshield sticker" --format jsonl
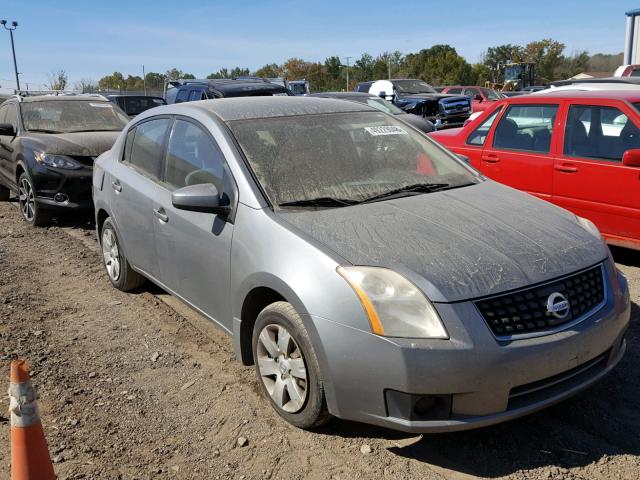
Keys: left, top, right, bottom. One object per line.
{"left": 365, "top": 126, "right": 408, "bottom": 136}
{"left": 89, "top": 103, "right": 113, "bottom": 108}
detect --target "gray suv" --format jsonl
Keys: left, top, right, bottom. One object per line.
{"left": 93, "top": 97, "right": 630, "bottom": 432}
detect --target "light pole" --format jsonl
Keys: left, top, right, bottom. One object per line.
{"left": 1, "top": 20, "right": 20, "bottom": 91}
{"left": 342, "top": 56, "right": 353, "bottom": 91}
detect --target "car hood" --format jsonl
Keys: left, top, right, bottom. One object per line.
{"left": 397, "top": 113, "right": 434, "bottom": 133}
{"left": 27, "top": 131, "right": 121, "bottom": 157}
{"left": 278, "top": 182, "right": 607, "bottom": 303}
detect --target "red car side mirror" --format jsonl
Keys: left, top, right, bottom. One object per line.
{"left": 474, "top": 94, "right": 483, "bottom": 102}
{"left": 622, "top": 149, "right": 640, "bottom": 167}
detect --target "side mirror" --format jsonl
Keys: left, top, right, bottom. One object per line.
{"left": 171, "top": 183, "right": 230, "bottom": 216}
{"left": 474, "top": 94, "right": 483, "bottom": 102}
{"left": 623, "top": 149, "right": 640, "bottom": 167}
{"left": 0, "top": 123, "right": 16, "bottom": 136}
{"left": 378, "top": 91, "right": 386, "bottom": 99}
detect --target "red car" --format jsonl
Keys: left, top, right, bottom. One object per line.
{"left": 429, "top": 90, "right": 640, "bottom": 250}
{"left": 440, "top": 86, "right": 502, "bottom": 113}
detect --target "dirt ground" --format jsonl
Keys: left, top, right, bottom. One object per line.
{"left": 0, "top": 198, "right": 639, "bottom": 480}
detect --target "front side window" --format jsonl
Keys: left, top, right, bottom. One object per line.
{"left": 481, "top": 88, "right": 501, "bottom": 101}
{"left": 4, "top": 103, "right": 18, "bottom": 129}
{"left": 462, "top": 88, "right": 479, "bottom": 98}
{"left": 228, "top": 111, "right": 479, "bottom": 207}
{"left": 20, "top": 100, "right": 128, "bottom": 133}
{"left": 175, "top": 89, "right": 190, "bottom": 103}
{"left": 493, "top": 104, "right": 558, "bottom": 153}
{"left": 0, "top": 104, "right": 9, "bottom": 126}
{"left": 128, "top": 118, "right": 171, "bottom": 180}
{"left": 564, "top": 104, "right": 640, "bottom": 162}
{"left": 164, "top": 119, "right": 224, "bottom": 189}
{"left": 467, "top": 108, "right": 501, "bottom": 146}
{"left": 447, "top": 88, "right": 463, "bottom": 94}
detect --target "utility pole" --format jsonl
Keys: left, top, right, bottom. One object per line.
{"left": 344, "top": 56, "right": 353, "bottom": 91}
{"left": 1, "top": 20, "right": 20, "bottom": 91}
{"left": 142, "top": 64, "right": 147, "bottom": 95}
{"left": 388, "top": 55, "right": 391, "bottom": 79}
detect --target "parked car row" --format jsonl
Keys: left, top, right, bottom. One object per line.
{"left": 0, "top": 87, "right": 633, "bottom": 435}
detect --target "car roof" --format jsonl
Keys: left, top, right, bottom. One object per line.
{"left": 308, "top": 92, "right": 374, "bottom": 99}
{"left": 17, "top": 95, "right": 111, "bottom": 103}
{"left": 184, "top": 96, "right": 375, "bottom": 121}
{"left": 510, "top": 90, "right": 640, "bottom": 102}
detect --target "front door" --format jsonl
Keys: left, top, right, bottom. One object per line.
{"left": 480, "top": 102, "right": 559, "bottom": 200}
{"left": 553, "top": 101, "right": 640, "bottom": 246}
{"left": 0, "top": 103, "right": 18, "bottom": 187}
{"left": 109, "top": 117, "right": 171, "bottom": 278}
{"left": 152, "top": 118, "right": 235, "bottom": 331}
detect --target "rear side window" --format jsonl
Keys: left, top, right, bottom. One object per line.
{"left": 175, "top": 88, "right": 190, "bottom": 103}
{"left": 564, "top": 104, "right": 640, "bottom": 162}
{"left": 128, "top": 118, "right": 171, "bottom": 180}
{"left": 164, "top": 119, "right": 224, "bottom": 190}
{"left": 448, "top": 88, "right": 463, "bottom": 94}
{"left": 467, "top": 108, "right": 501, "bottom": 146}
{"left": 493, "top": 104, "right": 558, "bottom": 153}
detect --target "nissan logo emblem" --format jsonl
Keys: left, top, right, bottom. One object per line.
{"left": 546, "top": 292, "right": 570, "bottom": 319}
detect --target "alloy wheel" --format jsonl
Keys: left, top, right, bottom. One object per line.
{"left": 256, "top": 324, "right": 308, "bottom": 413}
{"left": 101, "top": 228, "right": 121, "bottom": 282}
{"left": 18, "top": 177, "right": 35, "bottom": 222}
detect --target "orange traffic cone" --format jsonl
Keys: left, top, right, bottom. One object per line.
{"left": 8, "top": 359, "right": 55, "bottom": 480}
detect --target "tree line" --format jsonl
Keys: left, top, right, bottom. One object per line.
{"left": 76, "top": 39, "right": 623, "bottom": 93}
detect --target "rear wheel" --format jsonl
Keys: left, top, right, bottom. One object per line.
{"left": 18, "top": 172, "right": 49, "bottom": 226}
{"left": 101, "top": 217, "right": 145, "bottom": 291}
{"left": 252, "top": 301, "right": 331, "bottom": 429}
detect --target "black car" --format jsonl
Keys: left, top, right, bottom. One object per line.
{"left": 0, "top": 95, "right": 129, "bottom": 225}
{"left": 308, "top": 92, "right": 434, "bottom": 133}
{"left": 165, "top": 78, "right": 292, "bottom": 104}
{"left": 365, "top": 79, "right": 472, "bottom": 128}
{"left": 106, "top": 95, "right": 166, "bottom": 117}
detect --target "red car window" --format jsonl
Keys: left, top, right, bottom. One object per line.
{"left": 466, "top": 108, "right": 502, "bottom": 146}
{"left": 492, "top": 104, "right": 558, "bottom": 153}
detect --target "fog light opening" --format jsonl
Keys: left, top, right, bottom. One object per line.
{"left": 54, "top": 193, "right": 69, "bottom": 204}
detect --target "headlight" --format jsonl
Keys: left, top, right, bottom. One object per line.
{"left": 337, "top": 266, "right": 448, "bottom": 339}
{"left": 34, "top": 151, "right": 82, "bottom": 170}
{"left": 576, "top": 215, "right": 603, "bottom": 241}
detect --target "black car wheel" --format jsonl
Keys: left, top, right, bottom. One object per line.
{"left": 18, "top": 172, "right": 49, "bottom": 226}
{"left": 252, "top": 301, "right": 331, "bottom": 429}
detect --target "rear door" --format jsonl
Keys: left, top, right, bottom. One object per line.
{"left": 152, "top": 118, "right": 236, "bottom": 330}
{"left": 108, "top": 117, "right": 171, "bottom": 277}
{"left": 553, "top": 100, "right": 640, "bottom": 246}
{"left": 479, "top": 102, "right": 559, "bottom": 199}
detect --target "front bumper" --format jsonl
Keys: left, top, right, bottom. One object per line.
{"left": 31, "top": 163, "right": 94, "bottom": 210}
{"left": 311, "top": 261, "right": 630, "bottom": 432}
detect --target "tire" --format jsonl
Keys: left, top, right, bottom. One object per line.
{"left": 0, "top": 184, "right": 9, "bottom": 201}
{"left": 17, "top": 172, "right": 50, "bottom": 226}
{"left": 100, "top": 217, "right": 145, "bottom": 291}
{"left": 252, "top": 301, "right": 331, "bottom": 429}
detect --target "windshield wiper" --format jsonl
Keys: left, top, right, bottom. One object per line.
{"left": 278, "top": 197, "right": 359, "bottom": 208}
{"left": 360, "top": 183, "right": 452, "bottom": 204}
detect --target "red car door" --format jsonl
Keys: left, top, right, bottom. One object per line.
{"left": 479, "top": 101, "right": 560, "bottom": 200}
{"left": 553, "top": 99, "right": 640, "bottom": 249}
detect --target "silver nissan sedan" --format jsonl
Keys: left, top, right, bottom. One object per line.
{"left": 93, "top": 97, "right": 630, "bottom": 432}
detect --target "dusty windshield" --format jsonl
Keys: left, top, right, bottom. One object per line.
{"left": 393, "top": 80, "right": 437, "bottom": 94}
{"left": 228, "top": 111, "right": 479, "bottom": 207}
{"left": 21, "top": 100, "right": 129, "bottom": 133}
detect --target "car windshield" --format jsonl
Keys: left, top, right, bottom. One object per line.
{"left": 361, "top": 97, "right": 406, "bottom": 115}
{"left": 393, "top": 80, "right": 437, "bottom": 94}
{"left": 481, "top": 88, "right": 501, "bottom": 101}
{"left": 21, "top": 100, "right": 129, "bottom": 133}
{"left": 289, "top": 83, "right": 307, "bottom": 95}
{"left": 228, "top": 111, "right": 479, "bottom": 208}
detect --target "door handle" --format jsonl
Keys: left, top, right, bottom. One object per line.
{"left": 111, "top": 180, "right": 122, "bottom": 192}
{"left": 481, "top": 153, "right": 500, "bottom": 163}
{"left": 555, "top": 164, "right": 578, "bottom": 173}
{"left": 153, "top": 208, "right": 169, "bottom": 223}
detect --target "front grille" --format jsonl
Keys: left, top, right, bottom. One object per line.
{"left": 439, "top": 98, "right": 471, "bottom": 115}
{"left": 475, "top": 264, "right": 605, "bottom": 338}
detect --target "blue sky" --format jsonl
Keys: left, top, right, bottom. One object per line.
{"left": 0, "top": 0, "right": 637, "bottom": 91}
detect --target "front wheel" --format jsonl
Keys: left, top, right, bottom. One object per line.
{"left": 18, "top": 172, "right": 49, "bottom": 226}
{"left": 252, "top": 302, "right": 331, "bottom": 429}
{"left": 100, "top": 217, "right": 145, "bottom": 291}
